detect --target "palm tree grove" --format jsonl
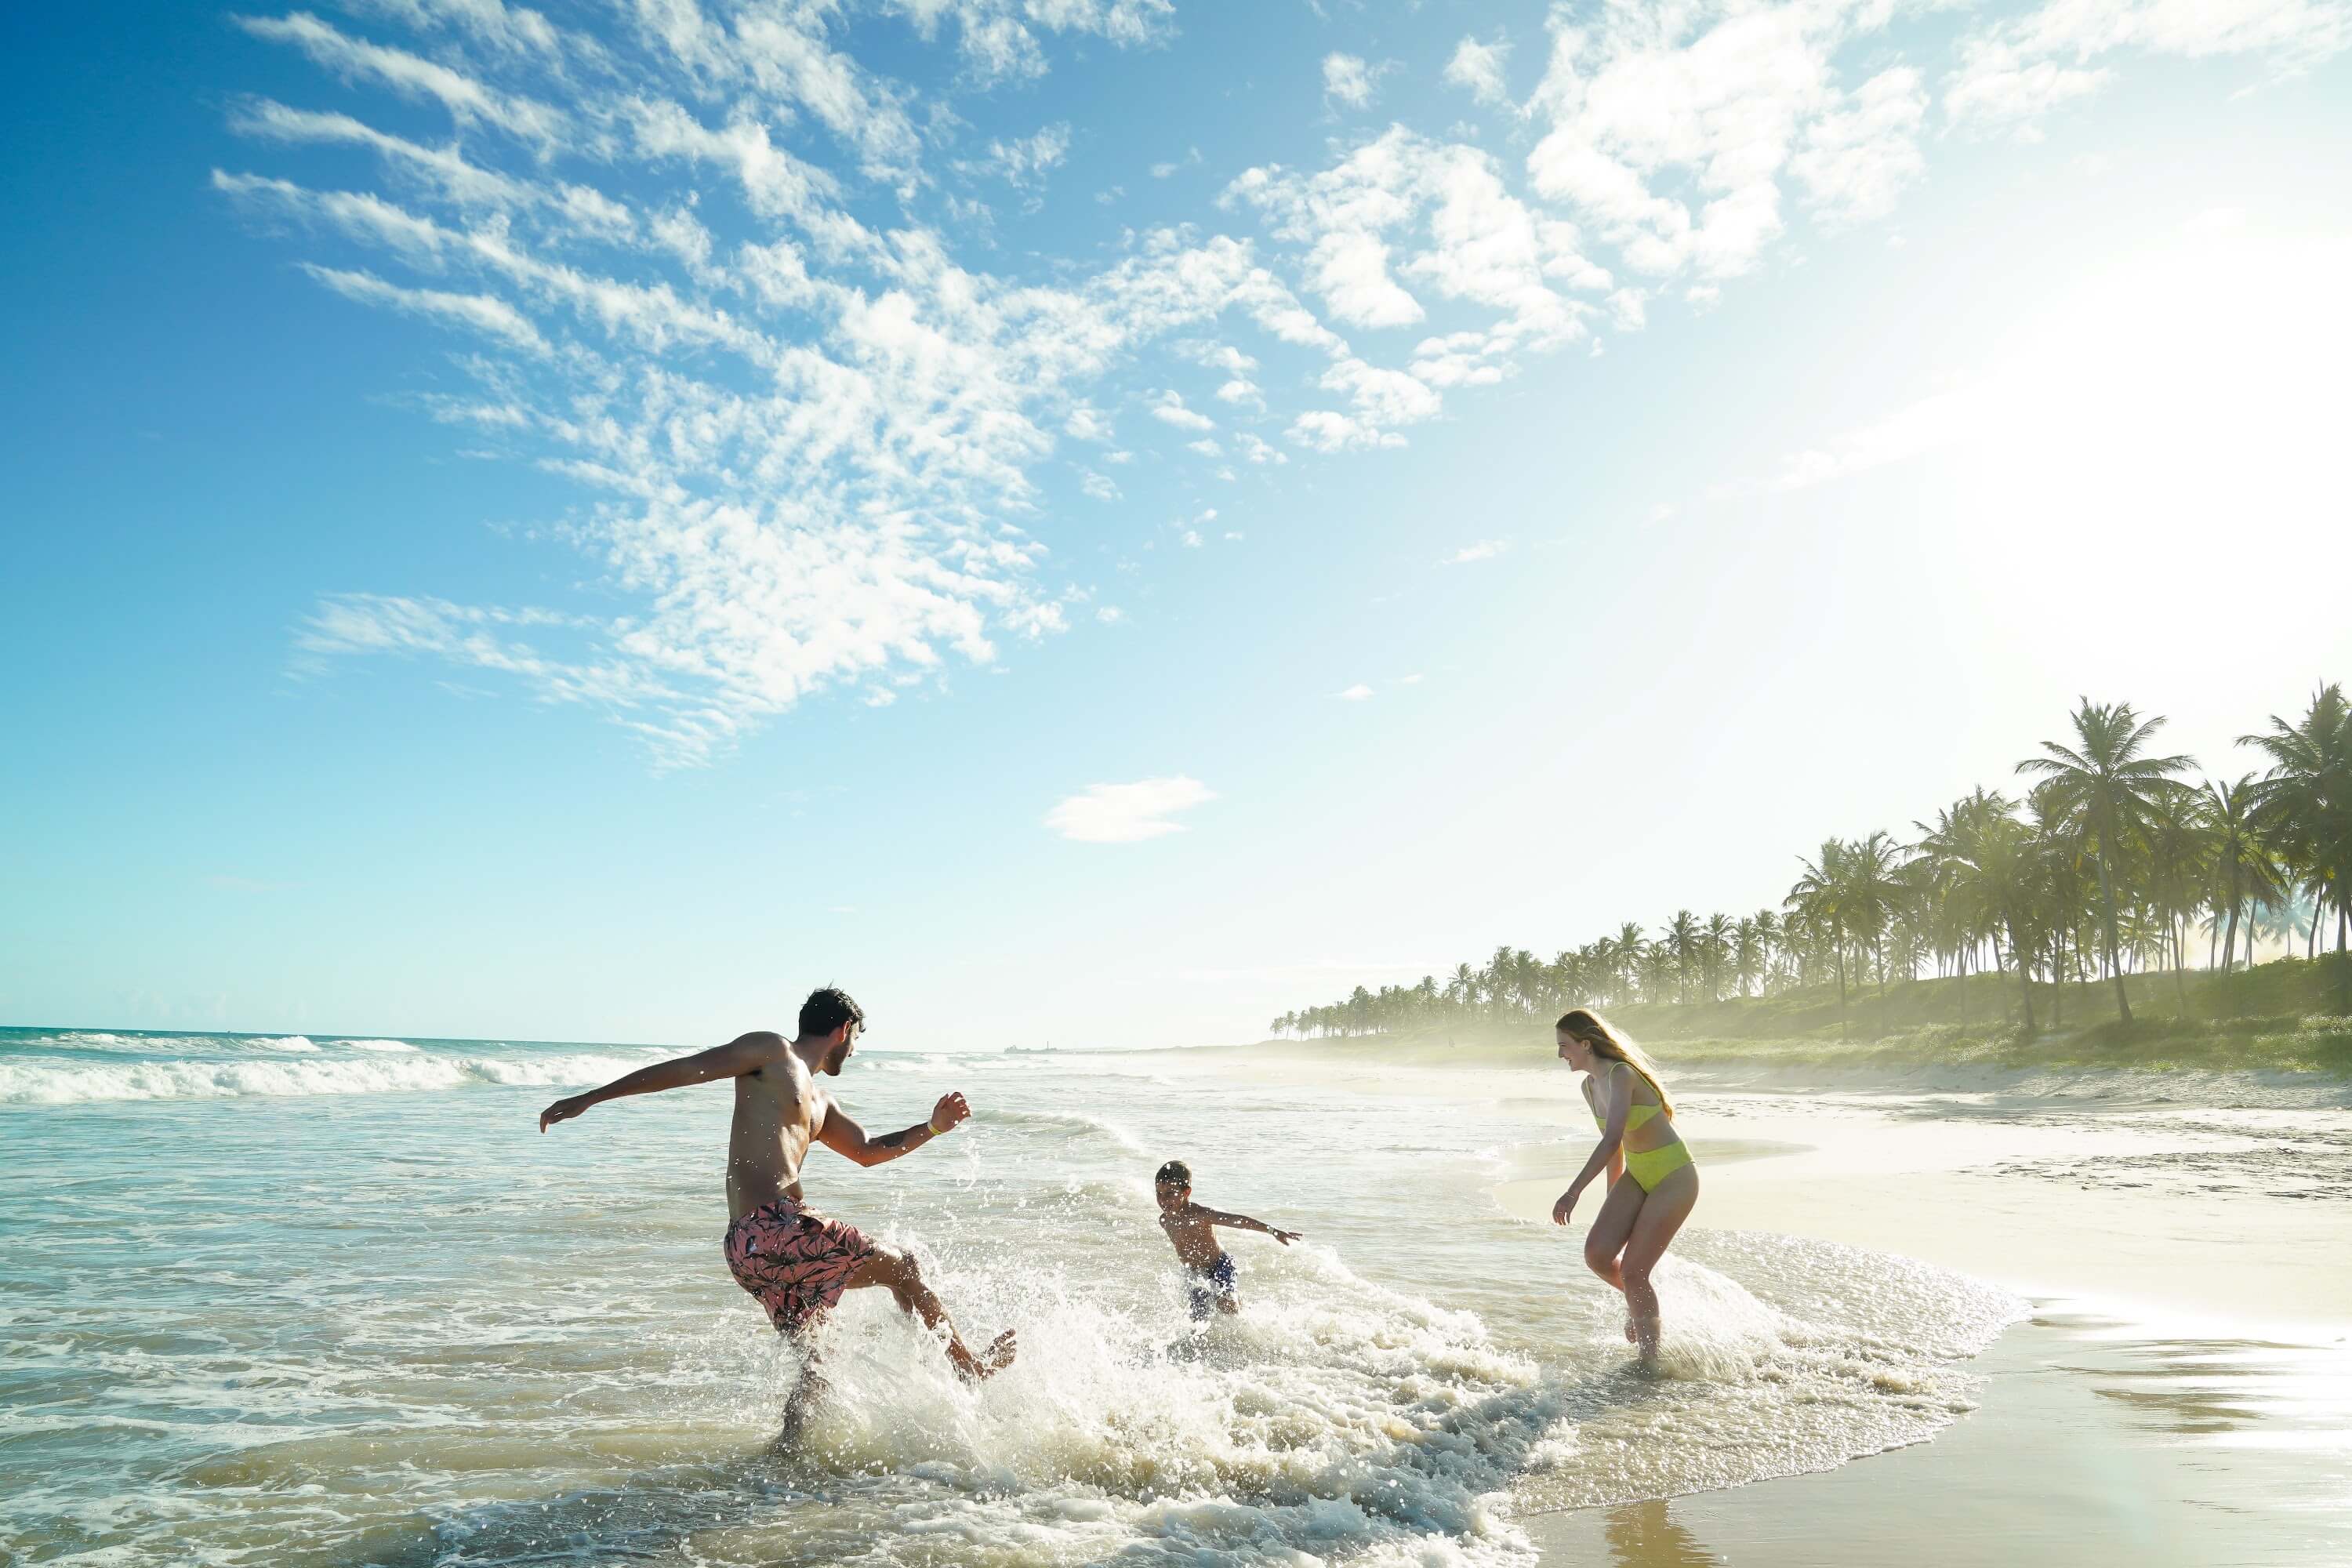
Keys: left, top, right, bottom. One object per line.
{"left": 1274, "top": 687, "right": 2352, "bottom": 1045}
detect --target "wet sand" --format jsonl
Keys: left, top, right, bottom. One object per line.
{"left": 1492, "top": 1086, "right": 2352, "bottom": 1564}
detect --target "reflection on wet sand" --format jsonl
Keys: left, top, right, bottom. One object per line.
{"left": 1525, "top": 1310, "right": 2352, "bottom": 1567}
{"left": 1602, "top": 1498, "right": 1721, "bottom": 1566}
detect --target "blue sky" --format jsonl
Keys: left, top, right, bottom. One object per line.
{"left": 4, "top": 0, "right": 2348, "bottom": 1049}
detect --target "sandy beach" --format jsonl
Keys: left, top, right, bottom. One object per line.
{"left": 1482, "top": 1066, "right": 2352, "bottom": 1564}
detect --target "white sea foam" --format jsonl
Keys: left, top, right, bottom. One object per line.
{"left": 0, "top": 1048, "right": 666, "bottom": 1106}
{"left": 332, "top": 1039, "right": 419, "bottom": 1054}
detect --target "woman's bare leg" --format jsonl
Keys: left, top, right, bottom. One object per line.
{"left": 1617, "top": 1164, "right": 1700, "bottom": 1364}
{"left": 1582, "top": 1172, "right": 1645, "bottom": 1300}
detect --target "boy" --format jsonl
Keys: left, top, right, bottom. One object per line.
{"left": 1153, "top": 1159, "right": 1302, "bottom": 1320}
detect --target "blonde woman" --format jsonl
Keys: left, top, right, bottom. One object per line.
{"left": 1552, "top": 1008, "right": 1699, "bottom": 1362}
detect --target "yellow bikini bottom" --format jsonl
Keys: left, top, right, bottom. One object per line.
{"left": 1623, "top": 1139, "right": 1694, "bottom": 1193}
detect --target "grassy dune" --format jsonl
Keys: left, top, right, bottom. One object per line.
{"left": 1247, "top": 955, "right": 2352, "bottom": 1077}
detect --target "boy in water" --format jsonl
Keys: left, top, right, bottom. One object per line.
{"left": 1153, "top": 1159, "right": 1302, "bottom": 1320}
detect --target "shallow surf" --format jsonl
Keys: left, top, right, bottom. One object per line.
{"left": 3, "top": 1029, "right": 2021, "bottom": 1565}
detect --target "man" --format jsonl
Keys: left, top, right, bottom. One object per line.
{"left": 538, "top": 987, "right": 1014, "bottom": 1438}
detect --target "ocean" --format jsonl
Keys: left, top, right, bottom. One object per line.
{"left": 2, "top": 1027, "right": 2024, "bottom": 1566}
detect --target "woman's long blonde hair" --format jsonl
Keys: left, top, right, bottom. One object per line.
{"left": 1555, "top": 1007, "right": 1675, "bottom": 1119}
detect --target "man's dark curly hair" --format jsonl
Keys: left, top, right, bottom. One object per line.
{"left": 797, "top": 986, "right": 864, "bottom": 1039}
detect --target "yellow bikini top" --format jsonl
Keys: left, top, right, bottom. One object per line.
{"left": 1589, "top": 1065, "right": 1666, "bottom": 1132}
{"left": 1592, "top": 1100, "right": 1664, "bottom": 1133}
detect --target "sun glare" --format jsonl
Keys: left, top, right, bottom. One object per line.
{"left": 1979, "top": 230, "right": 2350, "bottom": 553}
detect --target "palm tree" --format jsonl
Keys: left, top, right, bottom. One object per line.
{"left": 1702, "top": 913, "right": 1736, "bottom": 1000}
{"left": 1842, "top": 830, "right": 1909, "bottom": 996}
{"left": 1663, "top": 911, "right": 1701, "bottom": 1004}
{"left": 1733, "top": 916, "right": 1763, "bottom": 997}
{"left": 2242, "top": 683, "right": 2352, "bottom": 1011}
{"left": 2018, "top": 699, "right": 2194, "bottom": 1025}
{"left": 1789, "top": 840, "right": 1853, "bottom": 1032}
{"left": 1751, "top": 909, "right": 1783, "bottom": 991}
{"left": 2139, "top": 782, "right": 2211, "bottom": 1015}
{"left": 1913, "top": 789, "right": 2015, "bottom": 1025}
{"left": 1614, "top": 922, "right": 1646, "bottom": 1004}
{"left": 2204, "top": 775, "right": 2282, "bottom": 975}
{"left": 1637, "top": 939, "right": 1675, "bottom": 1004}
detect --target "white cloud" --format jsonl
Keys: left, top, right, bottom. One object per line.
{"left": 1150, "top": 390, "right": 1217, "bottom": 431}
{"left": 1790, "top": 68, "right": 1927, "bottom": 223}
{"left": 1336, "top": 682, "right": 1374, "bottom": 700}
{"left": 1714, "top": 383, "right": 1995, "bottom": 496}
{"left": 300, "top": 264, "right": 548, "bottom": 353}
{"left": 1520, "top": 0, "right": 1934, "bottom": 282}
{"left": 1227, "top": 127, "right": 1605, "bottom": 365}
{"left": 1045, "top": 776, "right": 1215, "bottom": 842}
{"left": 226, "top": 0, "right": 2328, "bottom": 775}
{"left": 1443, "top": 36, "right": 1513, "bottom": 107}
{"left": 236, "top": 11, "right": 568, "bottom": 152}
{"left": 1323, "top": 53, "right": 1382, "bottom": 110}
{"left": 1289, "top": 408, "right": 1405, "bottom": 452}
{"left": 1236, "top": 432, "right": 1289, "bottom": 465}
{"left": 883, "top": 0, "right": 1178, "bottom": 85}
{"left": 1945, "top": 0, "right": 2350, "bottom": 134}
{"left": 1096, "top": 604, "right": 1126, "bottom": 624}
{"left": 1441, "top": 539, "right": 1508, "bottom": 564}
{"left": 961, "top": 123, "right": 1073, "bottom": 193}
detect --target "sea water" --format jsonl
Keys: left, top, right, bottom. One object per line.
{"left": 1, "top": 1029, "right": 2021, "bottom": 1565}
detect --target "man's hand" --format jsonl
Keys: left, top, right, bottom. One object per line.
{"left": 929, "top": 1091, "right": 971, "bottom": 1135}
{"left": 1551, "top": 1189, "right": 1578, "bottom": 1226}
{"left": 1272, "top": 1228, "right": 1303, "bottom": 1246}
{"left": 539, "top": 1094, "right": 592, "bottom": 1133}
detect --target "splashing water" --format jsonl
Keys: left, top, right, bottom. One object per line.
{"left": 0, "top": 1029, "right": 2020, "bottom": 1565}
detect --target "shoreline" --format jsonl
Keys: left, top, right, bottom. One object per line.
{"left": 1479, "top": 1070, "right": 2352, "bottom": 1565}
{"left": 1522, "top": 1308, "right": 2352, "bottom": 1566}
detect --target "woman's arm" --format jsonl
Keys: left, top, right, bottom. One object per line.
{"left": 539, "top": 1032, "right": 779, "bottom": 1131}
{"left": 1553, "top": 1063, "right": 1632, "bottom": 1225}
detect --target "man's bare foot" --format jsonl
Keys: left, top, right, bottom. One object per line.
{"left": 947, "top": 1327, "right": 1018, "bottom": 1384}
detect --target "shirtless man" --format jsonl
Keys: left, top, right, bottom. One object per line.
{"left": 537, "top": 987, "right": 1014, "bottom": 1437}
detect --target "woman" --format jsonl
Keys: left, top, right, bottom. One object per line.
{"left": 1551, "top": 1008, "right": 1699, "bottom": 1363}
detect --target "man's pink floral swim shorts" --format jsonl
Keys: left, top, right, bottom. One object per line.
{"left": 722, "top": 1197, "right": 877, "bottom": 1335}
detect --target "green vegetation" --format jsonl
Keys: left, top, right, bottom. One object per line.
{"left": 1275, "top": 686, "right": 2352, "bottom": 1047}
{"left": 1249, "top": 964, "right": 2352, "bottom": 1078}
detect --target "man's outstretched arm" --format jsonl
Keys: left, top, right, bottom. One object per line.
{"left": 539, "top": 1032, "right": 779, "bottom": 1131}
{"left": 816, "top": 1091, "right": 971, "bottom": 1167}
{"left": 1201, "top": 1207, "right": 1303, "bottom": 1245}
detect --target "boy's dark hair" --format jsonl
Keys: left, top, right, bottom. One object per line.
{"left": 1156, "top": 1160, "right": 1191, "bottom": 1187}
{"left": 798, "top": 986, "right": 865, "bottom": 1039}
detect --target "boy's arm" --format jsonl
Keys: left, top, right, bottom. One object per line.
{"left": 539, "top": 1032, "right": 779, "bottom": 1131}
{"left": 817, "top": 1091, "right": 971, "bottom": 1167}
{"left": 1198, "top": 1205, "right": 1303, "bottom": 1245}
